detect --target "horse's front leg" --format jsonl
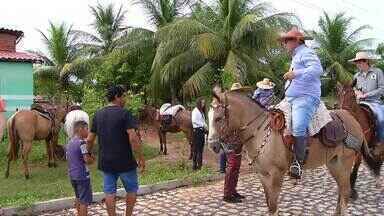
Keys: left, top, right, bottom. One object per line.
{"left": 259, "top": 168, "right": 283, "bottom": 215}
{"left": 46, "top": 139, "right": 52, "bottom": 167}
{"left": 158, "top": 130, "right": 164, "bottom": 154}
{"left": 163, "top": 132, "right": 167, "bottom": 155}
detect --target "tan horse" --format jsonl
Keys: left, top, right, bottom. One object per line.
{"left": 5, "top": 105, "right": 68, "bottom": 179}
{"left": 337, "top": 82, "right": 384, "bottom": 200}
{"left": 139, "top": 105, "right": 193, "bottom": 158}
{"left": 208, "top": 87, "right": 373, "bottom": 215}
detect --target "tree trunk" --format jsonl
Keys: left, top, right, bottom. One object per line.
{"left": 170, "top": 85, "right": 177, "bottom": 104}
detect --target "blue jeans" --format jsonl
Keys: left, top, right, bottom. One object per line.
{"left": 103, "top": 169, "right": 138, "bottom": 194}
{"left": 287, "top": 96, "right": 320, "bottom": 137}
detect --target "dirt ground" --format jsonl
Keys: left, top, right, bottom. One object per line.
{"left": 140, "top": 126, "right": 252, "bottom": 173}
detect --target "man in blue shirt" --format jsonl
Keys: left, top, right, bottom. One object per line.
{"left": 279, "top": 27, "right": 324, "bottom": 179}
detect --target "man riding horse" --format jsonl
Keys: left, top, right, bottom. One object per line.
{"left": 350, "top": 51, "right": 384, "bottom": 149}
{"left": 279, "top": 27, "right": 324, "bottom": 179}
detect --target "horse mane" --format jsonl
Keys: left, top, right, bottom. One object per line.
{"left": 225, "top": 90, "right": 263, "bottom": 110}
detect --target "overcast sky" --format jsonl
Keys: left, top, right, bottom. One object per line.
{"left": 1, "top": 0, "right": 383, "bottom": 53}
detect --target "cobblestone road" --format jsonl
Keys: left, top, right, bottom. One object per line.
{"left": 43, "top": 164, "right": 384, "bottom": 215}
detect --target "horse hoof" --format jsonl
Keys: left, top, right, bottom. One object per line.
{"left": 350, "top": 190, "right": 358, "bottom": 201}
{"left": 25, "top": 175, "right": 30, "bottom": 180}
{"left": 53, "top": 163, "right": 58, "bottom": 168}
{"left": 4, "top": 172, "right": 9, "bottom": 178}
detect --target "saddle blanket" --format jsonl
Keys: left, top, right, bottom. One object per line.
{"left": 159, "top": 104, "right": 185, "bottom": 116}
{"left": 274, "top": 98, "right": 333, "bottom": 136}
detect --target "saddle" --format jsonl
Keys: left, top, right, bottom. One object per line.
{"left": 160, "top": 108, "right": 183, "bottom": 131}
{"left": 31, "top": 102, "right": 57, "bottom": 137}
{"left": 269, "top": 110, "right": 347, "bottom": 148}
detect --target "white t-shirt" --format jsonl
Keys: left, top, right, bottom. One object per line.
{"left": 192, "top": 107, "right": 207, "bottom": 129}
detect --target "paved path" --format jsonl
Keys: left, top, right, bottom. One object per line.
{"left": 42, "top": 164, "right": 384, "bottom": 215}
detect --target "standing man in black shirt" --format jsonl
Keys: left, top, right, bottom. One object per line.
{"left": 87, "top": 85, "right": 145, "bottom": 216}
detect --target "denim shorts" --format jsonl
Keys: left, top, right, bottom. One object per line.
{"left": 71, "top": 179, "right": 93, "bottom": 205}
{"left": 103, "top": 169, "right": 138, "bottom": 194}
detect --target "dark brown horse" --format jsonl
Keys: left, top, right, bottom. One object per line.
{"left": 139, "top": 105, "right": 193, "bottom": 158}
{"left": 208, "top": 87, "right": 373, "bottom": 215}
{"left": 5, "top": 105, "right": 68, "bottom": 179}
{"left": 337, "top": 82, "right": 384, "bottom": 199}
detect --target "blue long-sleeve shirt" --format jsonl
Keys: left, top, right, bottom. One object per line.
{"left": 285, "top": 45, "right": 324, "bottom": 99}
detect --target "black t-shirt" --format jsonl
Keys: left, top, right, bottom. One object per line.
{"left": 91, "top": 105, "right": 138, "bottom": 173}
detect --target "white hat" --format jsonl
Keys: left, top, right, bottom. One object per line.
{"left": 349, "top": 51, "right": 375, "bottom": 62}
{"left": 256, "top": 78, "right": 275, "bottom": 90}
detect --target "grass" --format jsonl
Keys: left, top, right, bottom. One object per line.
{"left": 0, "top": 132, "right": 214, "bottom": 208}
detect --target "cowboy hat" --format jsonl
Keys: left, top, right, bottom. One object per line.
{"left": 279, "top": 27, "right": 313, "bottom": 41}
{"left": 256, "top": 78, "right": 275, "bottom": 90}
{"left": 230, "top": 83, "right": 243, "bottom": 91}
{"left": 348, "top": 51, "right": 376, "bottom": 62}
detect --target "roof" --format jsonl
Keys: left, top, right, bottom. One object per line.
{"left": 0, "top": 51, "right": 42, "bottom": 63}
{"left": 0, "top": 28, "right": 23, "bottom": 39}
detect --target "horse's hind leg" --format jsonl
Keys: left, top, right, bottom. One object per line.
{"left": 5, "top": 158, "right": 11, "bottom": 178}
{"left": 259, "top": 168, "right": 283, "bottom": 215}
{"left": 350, "top": 153, "right": 361, "bottom": 200}
{"left": 327, "top": 152, "right": 354, "bottom": 215}
{"left": 22, "top": 141, "right": 32, "bottom": 179}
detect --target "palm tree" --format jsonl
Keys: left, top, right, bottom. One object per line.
{"left": 134, "top": 0, "right": 192, "bottom": 28}
{"left": 150, "top": 0, "right": 296, "bottom": 101}
{"left": 134, "top": 0, "right": 194, "bottom": 103}
{"left": 311, "top": 12, "right": 372, "bottom": 85}
{"left": 33, "top": 22, "right": 88, "bottom": 101}
{"left": 74, "top": 3, "right": 129, "bottom": 56}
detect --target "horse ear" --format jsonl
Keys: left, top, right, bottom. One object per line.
{"left": 212, "top": 85, "right": 223, "bottom": 102}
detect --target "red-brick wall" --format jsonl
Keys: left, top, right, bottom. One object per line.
{"left": 0, "top": 33, "right": 17, "bottom": 52}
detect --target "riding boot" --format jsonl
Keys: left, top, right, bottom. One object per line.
{"left": 290, "top": 136, "right": 308, "bottom": 179}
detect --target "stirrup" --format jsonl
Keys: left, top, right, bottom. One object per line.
{"left": 289, "top": 160, "right": 303, "bottom": 179}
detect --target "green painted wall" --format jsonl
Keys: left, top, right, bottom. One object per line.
{"left": 0, "top": 62, "right": 33, "bottom": 118}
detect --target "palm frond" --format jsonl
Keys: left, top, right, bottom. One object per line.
{"left": 182, "top": 62, "right": 215, "bottom": 98}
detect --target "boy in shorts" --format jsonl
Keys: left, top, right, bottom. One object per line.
{"left": 66, "top": 121, "right": 95, "bottom": 216}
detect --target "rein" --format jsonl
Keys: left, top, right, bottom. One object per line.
{"left": 217, "top": 92, "right": 268, "bottom": 153}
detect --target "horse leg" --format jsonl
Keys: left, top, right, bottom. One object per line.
{"left": 5, "top": 158, "right": 11, "bottom": 178}
{"left": 326, "top": 153, "right": 354, "bottom": 215}
{"left": 350, "top": 153, "right": 361, "bottom": 200}
{"left": 163, "top": 132, "right": 167, "bottom": 155}
{"left": 259, "top": 168, "right": 283, "bottom": 215}
{"left": 158, "top": 130, "right": 163, "bottom": 154}
{"left": 188, "top": 131, "right": 193, "bottom": 160}
{"left": 22, "top": 141, "right": 32, "bottom": 179}
{"left": 51, "top": 136, "right": 58, "bottom": 167}
{"left": 46, "top": 139, "right": 52, "bottom": 167}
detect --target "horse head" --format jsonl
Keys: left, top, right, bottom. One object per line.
{"left": 138, "top": 105, "right": 159, "bottom": 125}
{"left": 336, "top": 80, "right": 359, "bottom": 111}
{"left": 208, "top": 86, "right": 254, "bottom": 154}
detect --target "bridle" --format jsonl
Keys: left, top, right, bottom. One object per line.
{"left": 212, "top": 92, "right": 267, "bottom": 153}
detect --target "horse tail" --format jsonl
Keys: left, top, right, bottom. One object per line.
{"left": 361, "top": 139, "right": 383, "bottom": 177}
{"left": 7, "top": 114, "right": 19, "bottom": 161}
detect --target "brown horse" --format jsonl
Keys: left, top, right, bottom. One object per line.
{"left": 139, "top": 105, "right": 193, "bottom": 158}
{"left": 337, "top": 82, "right": 384, "bottom": 200}
{"left": 208, "top": 87, "right": 373, "bottom": 215}
{"left": 5, "top": 105, "right": 68, "bottom": 179}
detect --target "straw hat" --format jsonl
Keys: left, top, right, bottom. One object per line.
{"left": 256, "top": 78, "right": 275, "bottom": 90}
{"left": 230, "top": 83, "right": 243, "bottom": 91}
{"left": 348, "top": 51, "right": 375, "bottom": 62}
{"left": 279, "top": 27, "right": 313, "bottom": 41}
